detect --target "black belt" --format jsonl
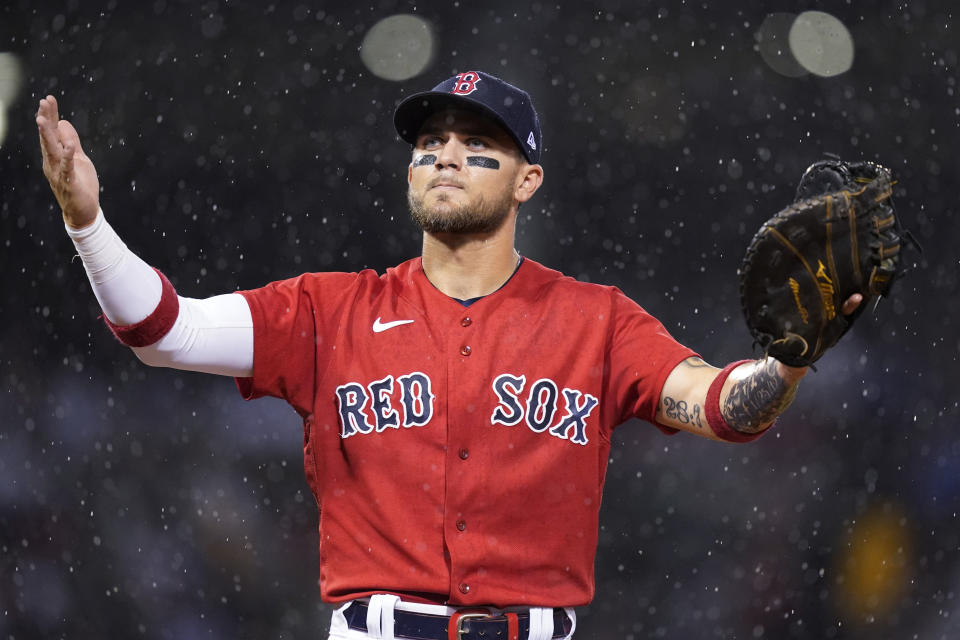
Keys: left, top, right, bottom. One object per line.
{"left": 343, "top": 601, "right": 571, "bottom": 640}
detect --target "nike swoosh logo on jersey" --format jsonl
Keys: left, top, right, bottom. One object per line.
{"left": 372, "top": 317, "right": 415, "bottom": 333}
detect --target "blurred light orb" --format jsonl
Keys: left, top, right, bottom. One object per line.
{"left": 834, "top": 506, "right": 912, "bottom": 623}
{"left": 0, "top": 102, "right": 7, "bottom": 148}
{"left": 755, "top": 13, "right": 807, "bottom": 78}
{"left": 788, "top": 11, "right": 854, "bottom": 77}
{"left": 360, "top": 14, "right": 435, "bottom": 82}
{"left": 0, "top": 52, "right": 23, "bottom": 148}
{"left": 0, "top": 52, "right": 23, "bottom": 104}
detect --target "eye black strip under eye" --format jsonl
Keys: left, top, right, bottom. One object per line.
{"left": 466, "top": 156, "right": 500, "bottom": 169}
{"left": 412, "top": 154, "right": 436, "bottom": 167}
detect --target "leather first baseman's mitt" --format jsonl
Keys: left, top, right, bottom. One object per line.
{"left": 738, "top": 159, "right": 906, "bottom": 367}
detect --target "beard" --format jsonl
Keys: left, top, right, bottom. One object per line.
{"left": 408, "top": 181, "right": 515, "bottom": 234}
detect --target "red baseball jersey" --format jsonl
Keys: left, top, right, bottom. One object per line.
{"left": 235, "top": 257, "right": 696, "bottom": 608}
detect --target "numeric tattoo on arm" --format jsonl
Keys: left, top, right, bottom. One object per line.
{"left": 658, "top": 359, "right": 711, "bottom": 428}
{"left": 661, "top": 396, "right": 704, "bottom": 428}
{"left": 722, "top": 358, "right": 799, "bottom": 434}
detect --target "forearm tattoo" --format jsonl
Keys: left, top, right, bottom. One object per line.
{"left": 722, "top": 358, "right": 799, "bottom": 434}
{"left": 657, "top": 358, "right": 709, "bottom": 428}
{"left": 661, "top": 396, "right": 704, "bottom": 428}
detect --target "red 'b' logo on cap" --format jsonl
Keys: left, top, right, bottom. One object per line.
{"left": 451, "top": 71, "right": 481, "bottom": 95}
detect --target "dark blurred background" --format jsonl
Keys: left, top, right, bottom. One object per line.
{"left": 0, "top": 1, "right": 955, "bottom": 639}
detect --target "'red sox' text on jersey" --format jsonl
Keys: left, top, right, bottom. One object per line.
{"left": 235, "top": 257, "right": 696, "bottom": 608}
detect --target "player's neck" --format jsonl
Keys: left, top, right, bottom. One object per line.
{"left": 420, "top": 223, "right": 520, "bottom": 301}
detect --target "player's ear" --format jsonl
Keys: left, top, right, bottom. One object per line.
{"left": 407, "top": 162, "right": 413, "bottom": 184}
{"left": 515, "top": 163, "right": 543, "bottom": 204}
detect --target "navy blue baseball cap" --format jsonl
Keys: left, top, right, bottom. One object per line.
{"left": 394, "top": 70, "right": 542, "bottom": 164}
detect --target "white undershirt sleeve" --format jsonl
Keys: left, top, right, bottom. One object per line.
{"left": 132, "top": 294, "right": 254, "bottom": 377}
{"left": 67, "top": 210, "right": 254, "bottom": 377}
{"left": 65, "top": 208, "right": 163, "bottom": 325}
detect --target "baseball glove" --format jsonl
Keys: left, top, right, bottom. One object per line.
{"left": 738, "top": 159, "right": 905, "bottom": 367}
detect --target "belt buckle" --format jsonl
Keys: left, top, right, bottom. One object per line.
{"left": 455, "top": 612, "right": 491, "bottom": 637}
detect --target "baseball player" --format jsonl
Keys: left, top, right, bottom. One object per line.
{"left": 37, "top": 70, "right": 862, "bottom": 640}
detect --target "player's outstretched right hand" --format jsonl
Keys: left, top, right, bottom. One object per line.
{"left": 36, "top": 95, "right": 100, "bottom": 229}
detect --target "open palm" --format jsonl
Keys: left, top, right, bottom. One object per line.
{"left": 36, "top": 95, "right": 100, "bottom": 228}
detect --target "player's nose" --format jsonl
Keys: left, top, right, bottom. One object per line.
{"left": 434, "top": 138, "right": 465, "bottom": 170}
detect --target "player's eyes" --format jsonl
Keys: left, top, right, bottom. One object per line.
{"left": 418, "top": 135, "right": 488, "bottom": 150}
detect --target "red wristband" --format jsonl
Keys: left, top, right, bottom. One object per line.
{"left": 102, "top": 268, "right": 179, "bottom": 347}
{"left": 705, "top": 359, "right": 773, "bottom": 443}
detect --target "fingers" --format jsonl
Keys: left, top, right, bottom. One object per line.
{"left": 36, "top": 95, "right": 63, "bottom": 167}
{"left": 60, "top": 140, "right": 76, "bottom": 185}
{"left": 58, "top": 119, "right": 84, "bottom": 156}
{"left": 36, "top": 94, "right": 60, "bottom": 123}
{"left": 36, "top": 97, "right": 86, "bottom": 188}
{"left": 841, "top": 293, "right": 863, "bottom": 316}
